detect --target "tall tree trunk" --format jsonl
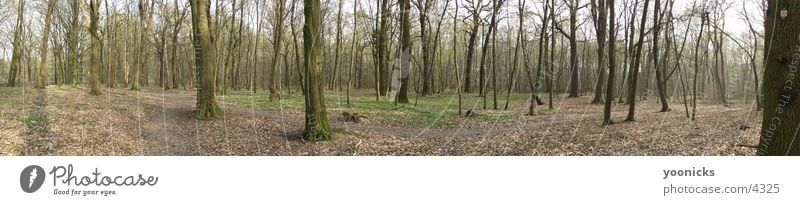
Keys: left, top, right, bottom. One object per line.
{"left": 303, "top": 0, "right": 333, "bottom": 141}
{"left": 104, "top": 0, "right": 114, "bottom": 88}
{"left": 625, "top": 0, "right": 650, "bottom": 122}
{"left": 463, "top": 0, "right": 484, "bottom": 94}
{"left": 532, "top": 0, "right": 550, "bottom": 115}
{"left": 454, "top": 0, "right": 463, "bottom": 115}
{"left": 758, "top": 0, "right": 800, "bottom": 155}
{"left": 132, "top": 0, "right": 152, "bottom": 91}
{"left": 377, "top": 0, "right": 391, "bottom": 96}
{"left": 430, "top": 0, "right": 450, "bottom": 95}
{"left": 35, "top": 0, "right": 57, "bottom": 89}
{"left": 590, "top": 0, "right": 607, "bottom": 104}
{"left": 742, "top": 9, "right": 763, "bottom": 110}
{"left": 397, "top": 0, "right": 411, "bottom": 103}
{"left": 89, "top": 0, "right": 103, "bottom": 95}
{"left": 6, "top": 0, "right": 24, "bottom": 87}
{"left": 505, "top": 0, "right": 526, "bottom": 110}
{"left": 290, "top": 0, "right": 305, "bottom": 95}
{"left": 691, "top": 11, "right": 707, "bottom": 121}
{"left": 713, "top": 13, "right": 729, "bottom": 107}
{"left": 172, "top": 0, "right": 187, "bottom": 90}
{"left": 619, "top": 0, "right": 640, "bottom": 103}
{"left": 567, "top": 0, "right": 580, "bottom": 98}
{"left": 330, "top": 0, "right": 344, "bottom": 91}
{"left": 653, "top": 0, "right": 670, "bottom": 111}
{"left": 416, "top": 0, "right": 432, "bottom": 96}
{"left": 478, "top": 0, "right": 505, "bottom": 102}
{"left": 603, "top": 0, "right": 616, "bottom": 126}
{"left": 190, "top": 0, "right": 222, "bottom": 118}
{"left": 491, "top": 8, "right": 498, "bottom": 110}
{"left": 251, "top": 0, "right": 262, "bottom": 92}
{"left": 269, "top": 0, "right": 287, "bottom": 102}
{"left": 347, "top": 0, "right": 359, "bottom": 105}
{"left": 548, "top": 2, "right": 555, "bottom": 110}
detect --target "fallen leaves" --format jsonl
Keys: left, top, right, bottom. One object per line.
{"left": 0, "top": 87, "right": 763, "bottom": 156}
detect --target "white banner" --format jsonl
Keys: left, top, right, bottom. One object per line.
{"left": 0, "top": 157, "right": 796, "bottom": 205}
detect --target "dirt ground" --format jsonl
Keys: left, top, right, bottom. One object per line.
{"left": 0, "top": 86, "right": 762, "bottom": 156}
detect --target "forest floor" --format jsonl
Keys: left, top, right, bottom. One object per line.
{"left": 0, "top": 85, "right": 762, "bottom": 156}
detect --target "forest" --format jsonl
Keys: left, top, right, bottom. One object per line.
{"left": 0, "top": 0, "right": 797, "bottom": 156}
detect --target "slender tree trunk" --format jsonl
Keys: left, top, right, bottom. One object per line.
{"left": 347, "top": 0, "right": 359, "bottom": 105}
{"left": 452, "top": 0, "right": 463, "bottom": 114}
{"left": 290, "top": 0, "right": 305, "bottom": 95}
{"left": 505, "top": 0, "right": 526, "bottom": 110}
{"left": 6, "top": 0, "right": 24, "bottom": 87}
{"left": 132, "top": 0, "right": 151, "bottom": 91}
{"left": 330, "top": 0, "right": 344, "bottom": 91}
{"left": 548, "top": 3, "right": 555, "bottom": 110}
{"left": 397, "top": 0, "right": 411, "bottom": 103}
{"left": 532, "top": 0, "right": 550, "bottom": 115}
{"left": 377, "top": 0, "right": 390, "bottom": 96}
{"left": 567, "top": 0, "right": 580, "bottom": 98}
{"left": 89, "top": 0, "right": 102, "bottom": 95}
{"left": 590, "top": 0, "right": 607, "bottom": 104}
{"left": 491, "top": 10, "right": 498, "bottom": 110}
{"left": 619, "top": 0, "right": 639, "bottom": 103}
{"left": 35, "top": 0, "right": 57, "bottom": 89}
{"left": 603, "top": 0, "right": 616, "bottom": 126}
{"left": 464, "top": 0, "right": 484, "bottom": 94}
{"left": 269, "top": 0, "right": 287, "bottom": 102}
{"left": 692, "top": 11, "right": 707, "bottom": 121}
{"left": 653, "top": 0, "right": 670, "bottom": 111}
{"left": 417, "top": 1, "right": 431, "bottom": 96}
{"left": 171, "top": 0, "right": 186, "bottom": 90}
{"left": 625, "top": 0, "right": 650, "bottom": 122}
{"left": 478, "top": 0, "right": 505, "bottom": 102}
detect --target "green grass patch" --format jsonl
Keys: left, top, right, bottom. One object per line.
{"left": 638, "top": 142, "right": 650, "bottom": 150}
{"left": 0, "top": 87, "right": 18, "bottom": 95}
{"left": 0, "top": 98, "right": 17, "bottom": 105}
{"left": 223, "top": 90, "right": 531, "bottom": 127}
{"left": 19, "top": 112, "right": 51, "bottom": 133}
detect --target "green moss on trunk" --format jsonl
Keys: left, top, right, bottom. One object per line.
{"left": 302, "top": 0, "right": 333, "bottom": 141}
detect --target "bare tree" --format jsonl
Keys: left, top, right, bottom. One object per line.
{"left": 477, "top": 0, "right": 505, "bottom": 108}
{"left": 692, "top": 8, "right": 708, "bottom": 121}
{"left": 463, "top": 0, "right": 489, "bottom": 93}
{"left": 269, "top": 0, "right": 287, "bottom": 102}
{"left": 6, "top": 0, "right": 24, "bottom": 87}
{"left": 602, "top": 0, "right": 615, "bottom": 126}
{"left": 132, "top": 0, "right": 154, "bottom": 91}
{"left": 453, "top": 0, "right": 464, "bottom": 115}
{"left": 590, "top": 0, "right": 607, "bottom": 104}
{"left": 34, "top": 0, "right": 57, "bottom": 89}
{"left": 504, "top": 0, "right": 525, "bottom": 110}
{"left": 624, "top": 0, "right": 650, "bottom": 122}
